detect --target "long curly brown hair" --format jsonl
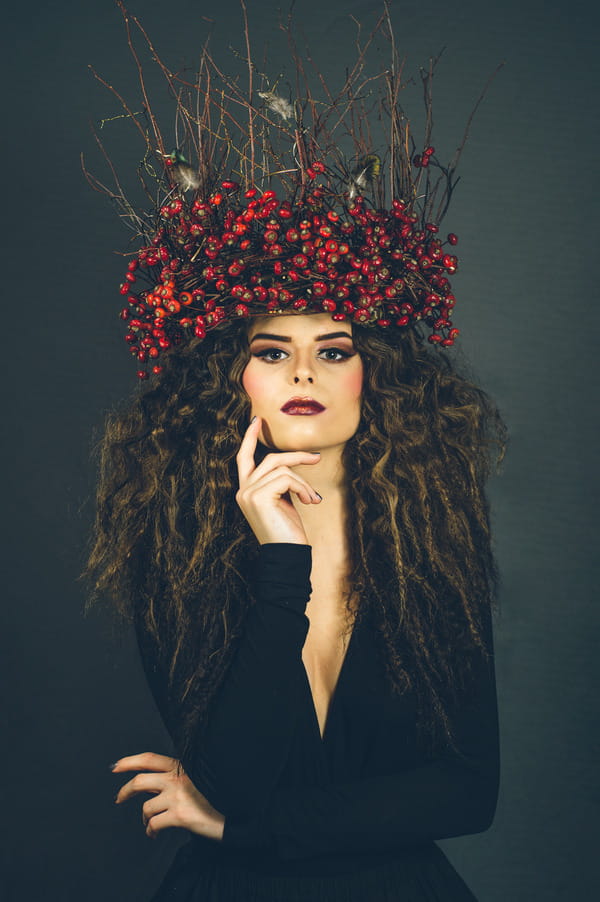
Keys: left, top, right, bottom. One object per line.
{"left": 82, "top": 317, "right": 507, "bottom": 767}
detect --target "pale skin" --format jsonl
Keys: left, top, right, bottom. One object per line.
{"left": 113, "top": 313, "right": 363, "bottom": 840}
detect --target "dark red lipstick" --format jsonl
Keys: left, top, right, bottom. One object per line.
{"left": 281, "top": 397, "right": 326, "bottom": 415}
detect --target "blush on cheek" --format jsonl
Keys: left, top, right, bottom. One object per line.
{"left": 343, "top": 364, "right": 364, "bottom": 399}
{"left": 241, "top": 366, "right": 261, "bottom": 400}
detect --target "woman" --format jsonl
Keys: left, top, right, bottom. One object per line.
{"left": 83, "top": 10, "right": 506, "bottom": 896}
{"left": 86, "top": 305, "right": 505, "bottom": 901}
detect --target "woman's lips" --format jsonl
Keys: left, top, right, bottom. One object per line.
{"left": 283, "top": 406, "right": 324, "bottom": 416}
{"left": 281, "top": 398, "right": 325, "bottom": 415}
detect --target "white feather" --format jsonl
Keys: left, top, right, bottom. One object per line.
{"left": 172, "top": 164, "right": 201, "bottom": 192}
{"left": 258, "top": 91, "right": 294, "bottom": 122}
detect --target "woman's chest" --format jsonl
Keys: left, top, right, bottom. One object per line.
{"left": 301, "top": 564, "right": 358, "bottom": 739}
{"left": 287, "top": 599, "right": 422, "bottom": 777}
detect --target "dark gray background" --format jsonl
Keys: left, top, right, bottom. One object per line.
{"left": 2, "top": 0, "right": 598, "bottom": 899}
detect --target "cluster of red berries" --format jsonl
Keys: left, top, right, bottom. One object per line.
{"left": 412, "top": 145, "right": 437, "bottom": 168}
{"left": 119, "top": 164, "right": 460, "bottom": 379}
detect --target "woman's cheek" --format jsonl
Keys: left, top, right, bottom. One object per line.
{"left": 344, "top": 364, "right": 364, "bottom": 401}
{"left": 241, "top": 364, "right": 276, "bottom": 446}
{"left": 340, "top": 360, "right": 364, "bottom": 414}
{"left": 241, "top": 362, "right": 257, "bottom": 399}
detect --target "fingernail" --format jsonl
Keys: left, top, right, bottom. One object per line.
{"left": 109, "top": 762, "right": 119, "bottom": 771}
{"left": 309, "top": 451, "right": 320, "bottom": 455}
{"left": 315, "top": 492, "right": 323, "bottom": 500}
{"left": 250, "top": 415, "right": 257, "bottom": 424}
{"left": 114, "top": 794, "right": 120, "bottom": 804}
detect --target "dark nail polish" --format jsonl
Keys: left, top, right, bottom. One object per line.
{"left": 250, "top": 415, "right": 257, "bottom": 424}
{"left": 315, "top": 492, "right": 323, "bottom": 500}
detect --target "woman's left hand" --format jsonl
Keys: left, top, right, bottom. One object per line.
{"left": 112, "top": 752, "right": 225, "bottom": 841}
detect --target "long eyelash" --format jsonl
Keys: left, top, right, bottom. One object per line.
{"left": 321, "top": 348, "right": 353, "bottom": 359}
{"left": 252, "top": 349, "right": 288, "bottom": 360}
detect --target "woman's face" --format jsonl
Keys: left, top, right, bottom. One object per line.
{"left": 242, "top": 313, "right": 364, "bottom": 453}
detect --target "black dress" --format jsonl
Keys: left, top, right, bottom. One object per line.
{"left": 135, "top": 543, "right": 500, "bottom": 901}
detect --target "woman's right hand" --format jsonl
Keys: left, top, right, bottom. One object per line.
{"left": 235, "top": 416, "right": 322, "bottom": 545}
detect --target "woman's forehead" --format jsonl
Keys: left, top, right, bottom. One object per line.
{"left": 246, "top": 312, "right": 353, "bottom": 339}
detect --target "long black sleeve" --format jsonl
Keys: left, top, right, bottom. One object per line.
{"left": 134, "top": 544, "right": 313, "bottom": 816}
{"left": 186, "top": 543, "right": 313, "bottom": 816}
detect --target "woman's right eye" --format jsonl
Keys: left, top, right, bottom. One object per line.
{"left": 252, "top": 348, "right": 288, "bottom": 362}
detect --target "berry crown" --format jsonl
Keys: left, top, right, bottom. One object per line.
{"left": 119, "top": 173, "right": 460, "bottom": 379}
{"left": 86, "top": 3, "right": 497, "bottom": 379}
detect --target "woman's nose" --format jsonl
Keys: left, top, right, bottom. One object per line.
{"left": 291, "top": 354, "right": 315, "bottom": 384}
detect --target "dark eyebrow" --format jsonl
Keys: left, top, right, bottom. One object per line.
{"left": 249, "top": 331, "right": 354, "bottom": 343}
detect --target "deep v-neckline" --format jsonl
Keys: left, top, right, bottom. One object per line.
{"left": 302, "top": 614, "right": 359, "bottom": 744}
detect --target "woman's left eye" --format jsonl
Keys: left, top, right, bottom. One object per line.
{"left": 319, "top": 347, "right": 352, "bottom": 361}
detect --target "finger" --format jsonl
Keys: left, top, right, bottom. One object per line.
{"left": 116, "top": 772, "right": 166, "bottom": 804}
{"left": 249, "top": 473, "right": 320, "bottom": 506}
{"left": 235, "top": 416, "right": 261, "bottom": 483}
{"left": 253, "top": 467, "right": 321, "bottom": 502}
{"left": 111, "top": 752, "right": 176, "bottom": 773}
{"left": 142, "top": 796, "right": 168, "bottom": 825}
{"left": 247, "top": 450, "right": 321, "bottom": 485}
{"left": 145, "top": 810, "right": 173, "bottom": 839}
